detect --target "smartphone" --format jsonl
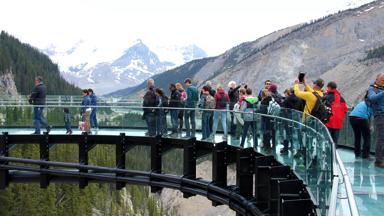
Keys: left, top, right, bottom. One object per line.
{"left": 298, "top": 72, "right": 306, "bottom": 83}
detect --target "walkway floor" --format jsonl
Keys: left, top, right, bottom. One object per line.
{"left": 338, "top": 148, "right": 384, "bottom": 216}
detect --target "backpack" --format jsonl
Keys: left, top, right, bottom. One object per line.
{"left": 218, "top": 92, "right": 228, "bottom": 108}
{"left": 311, "top": 92, "right": 332, "bottom": 123}
{"left": 243, "top": 98, "right": 258, "bottom": 121}
{"left": 267, "top": 97, "right": 281, "bottom": 116}
{"left": 206, "top": 95, "right": 216, "bottom": 109}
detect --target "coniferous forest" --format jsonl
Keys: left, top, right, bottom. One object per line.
{"left": 0, "top": 31, "right": 80, "bottom": 95}
{"left": 0, "top": 32, "right": 170, "bottom": 215}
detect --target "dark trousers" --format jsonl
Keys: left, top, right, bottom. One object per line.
{"left": 262, "top": 116, "right": 272, "bottom": 149}
{"left": 90, "top": 109, "right": 98, "bottom": 128}
{"left": 349, "top": 116, "right": 371, "bottom": 157}
{"left": 241, "top": 121, "right": 257, "bottom": 148}
{"left": 375, "top": 115, "right": 384, "bottom": 162}
{"left": 170, "top": 110, "right": 179, "bottom": 133}
{"left": 184, "top": 110, "right": 196, "bottom": 137}
{"left": 178, "top": 110, "right": 184, "bottom": 130}
{"left": 327, "top": 128, "right": 340, "bottom": 145}
{"left": 33, "top": 107, "right": 49, "bottom": 134}
{"left": 202, "top": 111, "right": 212, "bottom": 139}
{"left": 65, "top": 121, "right": 72, "bottom": 132}
{"left": 145, "top": 112, "right": 156, "bottom": 136}
{"left": 230, "top": 112, "right": 236, "bottom": 136}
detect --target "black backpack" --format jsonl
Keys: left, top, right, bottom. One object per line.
{"left": 311, "top": 92, "right": 332, "bottom": 123}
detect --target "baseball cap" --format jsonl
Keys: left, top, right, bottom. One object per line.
{"left": 313, "top": 78, "right": 324, "bottom": 88}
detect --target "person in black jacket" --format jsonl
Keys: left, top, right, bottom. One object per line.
{"left": 280, "top": 88, "right": 304, "bottom": 154}
{"left": 169, "top": 83, "right": 181, "bottom": 135}
{"left": 143, "top": 79, "right": 157, "bottom": 136}
{"left": 228, "top": 81, "right": 241, "bottom": 136}
{"left": 29, "top": 76, "right": 51, "bottom": 135}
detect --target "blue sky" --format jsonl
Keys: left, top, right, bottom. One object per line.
{"left": 0, "top": 0, "right": 374, "bottom": 56}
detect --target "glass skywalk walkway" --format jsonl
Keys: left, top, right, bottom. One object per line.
{"left": 0, "top": 96, "right": 369, "bottom": 216}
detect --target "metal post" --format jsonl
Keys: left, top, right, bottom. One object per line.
{"left": 40, "top": 132, "right": 50, "bottom": 188}
{"left": 182, "top": 137, "right": 196, "bottom": 198}
{"left": 150, "top": 135, "right": 162, "bottom": 193}
{"left": 212, "top": 141, "right": 228, "bottom": 187}
{"left": 236, "top": 148, "right": 255, "bottom": 199}
{"left": 212, "top": 141, "right": 228, "bottom": 206}
{"left": 116, "top": 133, "right": 126, "bottom": 190}
{"left": 0, "top": 132, "right": 9, "bottom": 189}
{"left": 79, "top": 132, "right": 89, "bottom": 189}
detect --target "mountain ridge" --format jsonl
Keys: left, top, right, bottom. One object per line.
{"left": 109, "top": 0, "right": 384, "bottom": 104}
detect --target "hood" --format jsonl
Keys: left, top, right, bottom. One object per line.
{"left": 244, "top": 96, "right": 258, "bottom": 104}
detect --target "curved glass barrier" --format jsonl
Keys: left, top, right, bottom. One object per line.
{"left": 0, "top": 100, "right": 358, "bottom": 216}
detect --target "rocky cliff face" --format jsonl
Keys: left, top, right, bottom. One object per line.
{"left": 196, "top": 0, "right": 384, "bottom": 105}
{"left": 0, "top": 72, "right": 18, "bottom": 98}
{"left": 157, "top": 160, "right": 236, "bottom": 216}
{"left": 121, "top": 0, "right": 384, "bottom": 105}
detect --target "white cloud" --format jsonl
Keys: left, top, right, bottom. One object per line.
{"left": 0, "top": 0, "right": 375, "bottom": 55}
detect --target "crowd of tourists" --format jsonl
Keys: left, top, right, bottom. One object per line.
{"left": 141, "top": 74, "right": 384, "bottom": 168}
{"left": 28, "top": 73, "right": 384, "bottom": 168}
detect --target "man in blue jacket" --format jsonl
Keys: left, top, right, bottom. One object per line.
{"left": 29, "top": 76, "right": 51, "bottom": 135}
{"left": 184, "top": 78, "right": 199, "bottom": 138}
{"left": 368, "top": 74, "right": 384, "bottom": 167}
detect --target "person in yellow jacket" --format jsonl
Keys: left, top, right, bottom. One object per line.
{"left": 293, "top": 78, "right": 325, "bottom": 119}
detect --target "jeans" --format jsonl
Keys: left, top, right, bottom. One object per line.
{"left": 241, "top": 121, "right": 257, "bottom": 147}
{"left": 375, "top": 115, "right": 384, "bottom": 162}
{"left": 262, "top": 116, "right": 272, "bottom": 149}
{"left": 184, "top": 110, "right": 196, "bottom": 137}
{"left": 90, "top": 108, "right": 98, "bottom": 128}
{"left": 212, "top": 110, "right": 227, "bottom": 137}
{"left": 349, "top": 116, "right": 371, "bottom": 157}
{"left": 156, "top": 110, "right": 166, "bottom": 136}
{"left": 170, "top": 110, "right": 179, "bottom": 133}
{"left": 65, "top": 121, "right": 72, "bottom": 132}
{"left": 202, "top": 111, "right": 212, "bottom": 139}
{"left": 178, "top": 110, "right": 184, "bottom": 130}
{"left": 327, "top": 128, "right": 340, "bottom": 145}
{"left": 33, "top": 107, "right": 49, "bottom": 134}
{"left": 145, "top": 112, "right": 156, "bottom": 136}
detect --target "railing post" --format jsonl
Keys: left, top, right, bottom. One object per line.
{"left": 212, "top": 141, "right": 228, "bottom": 187}
{"left": 0, "top": 132, "right": 9, "bottom": 189}
{"left": 182, "top": 137, "right": 196, "bottom": 198}
{"left": 150, "top": 135, "right": 162, "bottom": 193}
{"left": 40, "top": 132, "right": 50, "bottom": 188}
{"left": 116, "top": 133, "right": 126, "bottom": 190}
{"left": 236, "top": 148, "right": 255, "bottom": 200}
{"left": 79, "top": 132, "right": 89, "bottom": 189}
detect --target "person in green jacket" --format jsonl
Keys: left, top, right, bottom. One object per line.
{"left": 240, "top": 88, "right": 258, "bottom": 148}
{"left": 184, "top": 78, "right": 199, "bottom": 138}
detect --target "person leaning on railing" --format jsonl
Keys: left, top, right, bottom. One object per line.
{"left": 367, "top": 74, "right": 384, "bottom": 167}
{"left": 349, "top": 100, "right": 373, "bottom": 160}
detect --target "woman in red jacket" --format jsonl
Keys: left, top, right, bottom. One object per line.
{"left": 324, "top": 82, "right": 348, "bottom": 145}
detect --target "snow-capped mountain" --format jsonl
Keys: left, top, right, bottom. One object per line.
{"left": 43, "top": 39, "right": 207, "bottom": 94}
